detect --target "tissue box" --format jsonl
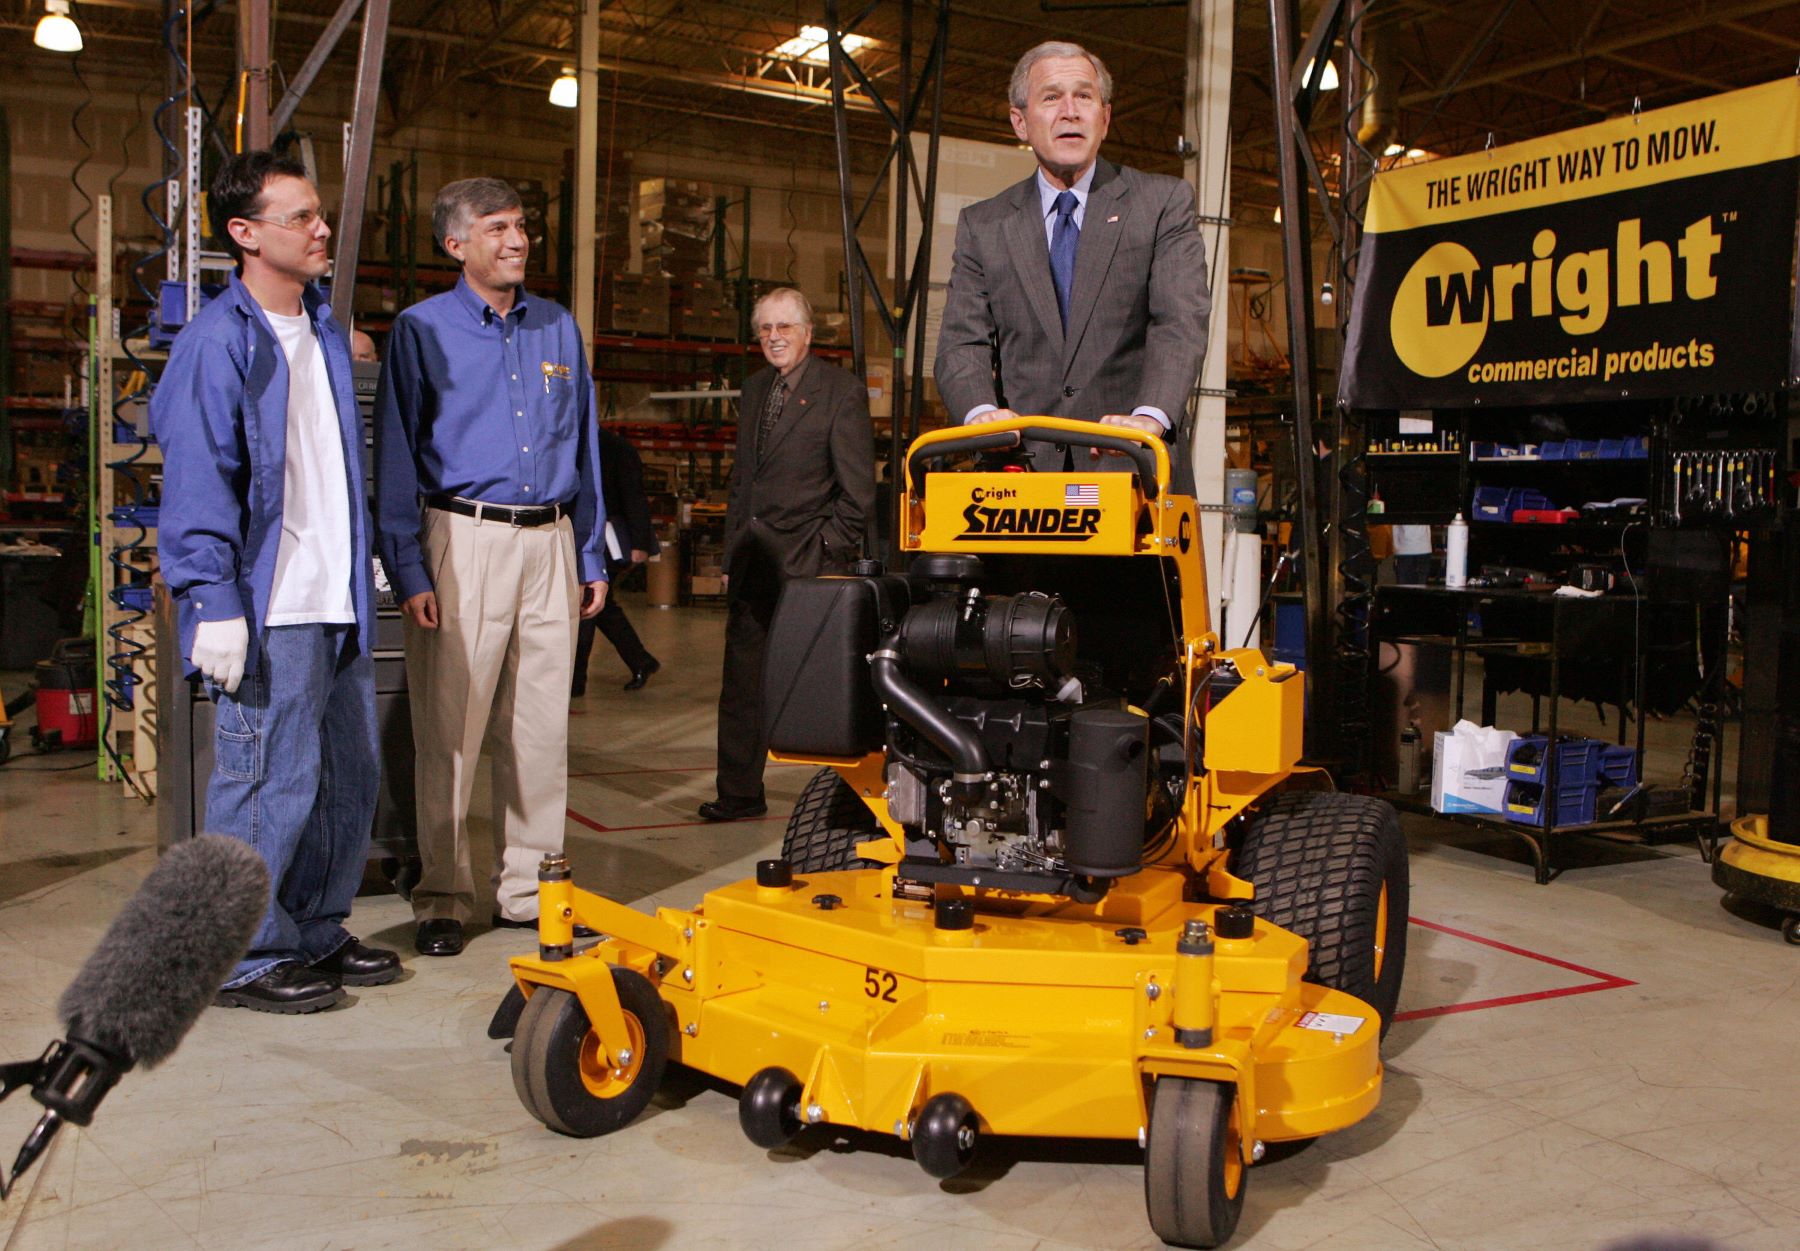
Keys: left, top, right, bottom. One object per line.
{"left": 1431, "top": 720, "right": 1519, "bottom": 816}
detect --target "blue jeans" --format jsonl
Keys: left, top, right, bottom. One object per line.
{"left": 206, "top": 624, "right": 378, "bottom": 988}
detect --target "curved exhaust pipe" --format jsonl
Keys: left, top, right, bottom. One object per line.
{"left": 869, "top": 635, "right": 989, "bottom": 789}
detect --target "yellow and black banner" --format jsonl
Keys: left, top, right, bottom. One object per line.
{"left": 1342, "top": 79, "right": 1800, "bottom": 408}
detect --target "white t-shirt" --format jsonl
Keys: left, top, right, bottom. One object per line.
{"left": 263, "top": 308, "right": 355, "bottom": 626}
{"left": 1392, "top": 524, "right": 1432, "bottom": 556}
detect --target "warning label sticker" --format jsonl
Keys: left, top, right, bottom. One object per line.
{"left": 1296, "top": 1011, "right": 1366, "bottom": 1035}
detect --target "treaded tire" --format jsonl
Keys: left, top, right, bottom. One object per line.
{"left": 511, "top": 972, "right": 668, "bottom": 1137}
{"left": 1144, "top": 1077, "right": 1245, "bottom": 1249}
{"left": 781, "top": 767, "right": 881, "bottom": 873}
{"left": 1234, "top": 791, "right": 1409, "bottom": 1038}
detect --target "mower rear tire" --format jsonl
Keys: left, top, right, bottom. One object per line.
{"left": 1234, "top": 791, "right": 1409, "bottom": 1037}
{"left": 1144, "top": 1077, "right": 1245, "bottom": 1249}
{"left": 512, "top": 971, "right": 667, "bottom": 1137}
{"left": 782, "top": 767, "right": 881, "bottom": 873}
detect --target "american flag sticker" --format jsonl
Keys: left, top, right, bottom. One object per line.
{"left": 1065, "top": 483, "right": 1100, "bottom": 505}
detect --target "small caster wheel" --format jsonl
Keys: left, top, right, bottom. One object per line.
{"left": 739, "top": 1066, "right": 804, "bottom": 1148}
{"left": 1782, "top": 915, "right": 1800, "bottom": 946}
{"left": 912, "top": 1092, "right": 978, "bottom": 1178}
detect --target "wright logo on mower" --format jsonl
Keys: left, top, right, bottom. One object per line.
{"left": 495, "top": 416, "right": 1408, "bottom": 1249}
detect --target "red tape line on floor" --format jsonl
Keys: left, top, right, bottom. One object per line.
{"left": 1392, "top": 917, "right": 1636, "bottom": 1022}
{"left": 567, "top": 807, "right": 781, "bottom": 834}
{"left": 567, "top": 762, "right": 809, "bottom": 780}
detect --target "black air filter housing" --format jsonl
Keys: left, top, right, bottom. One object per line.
{"left": 763, "top": 575, "right": 911, "bottom": 757}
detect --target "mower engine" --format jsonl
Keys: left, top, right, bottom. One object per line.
{"left": 764, "top": 554, "right": 1163, "bottom": 900}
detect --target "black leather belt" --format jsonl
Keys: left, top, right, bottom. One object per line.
{"left": 427, "top": 494, "right": 570, "bottom": 527}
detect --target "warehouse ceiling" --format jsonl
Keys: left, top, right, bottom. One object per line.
{"left": 6, "top": 0, "right": 1800, "bottom": 213}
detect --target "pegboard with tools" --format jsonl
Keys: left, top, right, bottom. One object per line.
{"left": 1662, "top": 391, "right": 1791, "bottom": 527}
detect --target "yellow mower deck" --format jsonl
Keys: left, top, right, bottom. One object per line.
{"left": 510, "top": 865, "right": 1383, "bottom": 1149}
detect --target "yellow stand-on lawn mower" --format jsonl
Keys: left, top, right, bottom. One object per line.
{"left": 499, "top": 417, "right": 1408, "bottom": 1248}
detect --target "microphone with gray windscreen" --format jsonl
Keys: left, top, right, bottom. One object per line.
{"left": 1, "top": 835, "right": 268, "bottom": 1198}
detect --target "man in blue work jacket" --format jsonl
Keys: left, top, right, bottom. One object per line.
{"left": 153, "top": 150, "right": 400, "bottom": 1013}
{"left": 375, "top": 177, "right": 608, "bottom": 958}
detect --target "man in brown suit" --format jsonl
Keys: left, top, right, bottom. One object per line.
{"left": 699, "top": 287, "right": 876, "bottom": 821}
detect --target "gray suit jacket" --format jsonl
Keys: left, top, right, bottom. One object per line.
{"left": 934, "top": 159, "right": 1210, "bottom": 471}
{"left": 725, "top": 357, "right": 876, "bottom": 581}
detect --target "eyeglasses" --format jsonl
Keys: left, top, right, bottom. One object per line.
{"left": 756, "top": 321, "right": 804, "bottom": 338}
{"left": 247, "top": 207, "right": 329, "bottom": 232}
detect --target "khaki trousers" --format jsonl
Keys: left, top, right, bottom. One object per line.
{"left": 406, "top": 507, "right": 579, "bottom": 923}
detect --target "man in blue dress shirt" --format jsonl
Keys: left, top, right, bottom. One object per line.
{"left": 375, "top": 177, "right": 608, "bottom": 958}
{"left": 154, "top": 150, "right": 399, "bottom": 1012}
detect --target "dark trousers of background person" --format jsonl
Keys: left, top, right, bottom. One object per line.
{"left": 714, "top": 549, "right": 785, "bottom": 804}
{"left": 573, "top": 591, "right": 653, "bottom": 689}
{"left": 1393, "top": 554, "right": 1433, "bottom": 585}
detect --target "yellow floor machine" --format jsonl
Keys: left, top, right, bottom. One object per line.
{"left": 1713, "top": 523, "right": 1800, "bottom": 945}
{"left": 498, "top": 417, "right": 1408, "bottom": 1248}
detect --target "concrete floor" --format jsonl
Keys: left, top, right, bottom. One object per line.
{"left": 1, "top": 594, "right": 1796, "bottom": 1251}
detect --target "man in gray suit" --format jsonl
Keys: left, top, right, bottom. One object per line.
{"left": 935, "top": 41, "right": 1210, "bottom": 470}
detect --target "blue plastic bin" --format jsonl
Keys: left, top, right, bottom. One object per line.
{"left": 1505, "top": 734, "right": 1603, "bottom": 784}
{"left": 1504, "top": 778, "right": 1602, "bottom": 826}
{"left": 1472, "top": 486, "right": 1519, "bottom": 521}
{"left": 1597, "top": 744, "right": 1640, "bottom": 788}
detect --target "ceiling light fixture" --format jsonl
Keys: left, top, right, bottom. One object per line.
{"left": 773, "top": 24, "right": 867, "bottom": 64}
{"left": 1302, "top": 58, "right": 1338, "bottom": 91}
{"left": 34, "top": 0, "right": 82, "bottom": 53}
{"left": 549, "top": 66, "right": 578, "bottom": 108}
{"left": 1383, "top": 142, "right": 1406, "bottom": 157}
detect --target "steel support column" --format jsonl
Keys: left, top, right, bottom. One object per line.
{"left": 329, "top": 0, "right": 390, "bottom": 329}
{"left": 1183, "top": 0, "right": 1233, "bottom": 640}
{"left": 1328, "top": 0, "right": 1376, "bottom": 779}
{"left": 1267, "top": 0, "right": 1347, "bottom": 761}
{"left": 826, "top": 0, "right": 950, "bottom": 562}
{"left": 270, "top": 0, "right": 365, "bottom": 136}
{"left": 236, "top": 0, "right": 272, "bottom": 150}
{"left": 571, "top": 0, "right": 601, "bottom": 347}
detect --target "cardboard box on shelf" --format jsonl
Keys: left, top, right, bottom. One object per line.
{"left": 599, "top": 271, "right": 672, "bottom": 333}
{"left": 639, "top": 176, "right": 712, "bottom": 202}
{"left": 671, "top": 306, "right": 737, "bottom": 340}
{"left": 605, "top": 305, "right": 671, "bottom": 336}
{"left": 669, "top": 274, "right": 732, "bottom": 305}
{"left": 866, "top": 361, "right": 892, "bottom": 417}
{"left": 641, "top": 219, "right": 712, "bottom": 249}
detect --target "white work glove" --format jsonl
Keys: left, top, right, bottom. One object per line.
{"left": 192, "top": 616, "right": 249, "bottom": 694}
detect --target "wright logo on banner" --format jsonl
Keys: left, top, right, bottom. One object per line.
{"left": 1342, "top": 78, "right": 1800, "bottom": 408}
